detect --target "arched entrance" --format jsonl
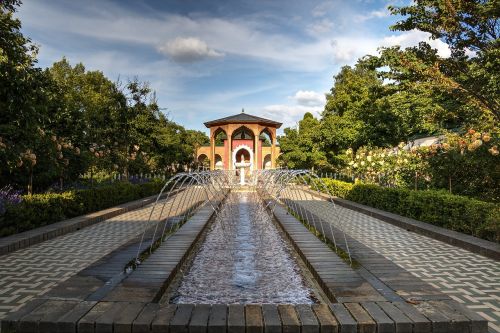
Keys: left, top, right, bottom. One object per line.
{"left": 197, "top": 154, "right": 209, "bottom": 169}
{"left": 232, "top": 145, "right": 253, "bottom": 170}
{"left": 263, "top": 154, "right": 272, "bottom": 169}
{"left": 233, "top": 145, "right": 253, "bottom": 184}
{"left": 213, "top": 128, "right": 227, "bottom": 146}
{"left": 235, "top": 149, "right": 250, "bottom": 163}
{"left": 214, "top": 154, "right": 223, "bottom": 170}
{"left": 259, "top": 129, "right": 272, "bottom": 147}
{"left": 232, "top": 126, "right": 254, "bottom": 140}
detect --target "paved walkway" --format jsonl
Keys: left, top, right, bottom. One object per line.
{"left": 288, "top": 192, "right": 500, "bottom": 333}
{"left": 0, "top": 188, "right": 203, "bottom": 318}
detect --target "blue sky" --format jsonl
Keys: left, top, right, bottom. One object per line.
{"left": 17, "top": 0, "right": 450, "bottom": 134}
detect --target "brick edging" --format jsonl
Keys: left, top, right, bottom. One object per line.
{"left": 306, "top": 189, "right": 500, "bottom": 260}
{"left": 3, "top": 300, "right": 487, "bottom": 333}
{"left": 0, "top": 193, "right": 169, "bottom": 256}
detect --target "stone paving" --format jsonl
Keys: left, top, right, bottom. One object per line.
{"left": 289, "top": 193, "right": 500, "bottom": 333}
{"left": 1, "top": 184, "right": 498, "bottom": 332}
{"left": 0, "top": 188, "right": 203, "bottom": 319}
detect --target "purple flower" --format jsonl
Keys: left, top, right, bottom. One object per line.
{"left": 0, "top": 186, "right": 23, "bottom": 215}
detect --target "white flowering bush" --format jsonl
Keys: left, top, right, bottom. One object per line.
{"left": 340, "top": 130, "right": 499, "bottom": 201}
{"left": 343, "top": 144, "right": 424, "bottom": 188}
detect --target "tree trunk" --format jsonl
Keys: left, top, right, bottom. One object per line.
{"left": 59, "top": 170, "right": 63, "bottom": 191}
{"left": 28, "top": 168, "right": 33, "bottom": 195}
{"left": 124, "top": 146, "right": 130, "bottom": 181}
{"left": 448, "top": 176, "right": 452, "bottom": 193}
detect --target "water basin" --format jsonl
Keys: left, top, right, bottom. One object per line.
{"left": 168, "top": 190, "right": 317, "bottom": 304}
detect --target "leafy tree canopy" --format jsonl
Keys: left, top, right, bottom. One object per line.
{"left": 0, "top": 1, "right": 209, "bottom": 193}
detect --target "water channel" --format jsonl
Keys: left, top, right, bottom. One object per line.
{"left": 167, "top": 190, "right": 317, "bottom": 304}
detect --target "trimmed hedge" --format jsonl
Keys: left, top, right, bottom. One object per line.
{"left": 316, "top": 179, "right": 500, "bottom": 243}
{"left": 0, "top": 180, "right": 164, "bottom": 237}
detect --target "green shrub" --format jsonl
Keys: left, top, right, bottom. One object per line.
{"left": 0, "top": 180, "right": 164, "bottom": 237}
{"left": 313, "top": 179, "right": 353, "bottom": 198}
{"left": 318, "top": 178, "right": 500, "bottom": 243}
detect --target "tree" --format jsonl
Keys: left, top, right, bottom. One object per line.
{"left": 322, "top": 63, "right": 423, "bottom": 152}
{"left": 423, "top": 130, "right": 499, "bottom": 201}
{"left": 1, "top": 1, "right": 204, "bottom": 193}
{"left": 389, "top": 0, "right": 500, "bottom": 122}
{"left": 183, "top": 129, "right": 210, "bottom": 166}
{"left": 0, "top": 0, "right": 55, "bottom": 193}
{"left": 48, "top": 59, "right": 127, "bottom": 185}
{"left": 390, "top": 0, "right": 498, "bottom": 55}
{"left": 361, "top": 44, "right": 478, "bottom": 132}
{"left": 278, "top": 113, "right": 328, "bottom": 170}
{"left": 146, "top": 116, "right": 186, "bottom": 172}
{"left": 324, "top": 65, "right": 381, "bottom": 117}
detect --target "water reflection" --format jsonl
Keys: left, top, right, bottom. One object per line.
{"left": 171, "top": 191, "right": 315, "bottom": 304}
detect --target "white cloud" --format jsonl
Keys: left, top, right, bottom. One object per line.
{"left": 260, "top": 105, "right": 323, "bottom": 130}
{"left": 381, "top": 30, "right": 451, "bottom": 58}
{"left": 158, "top": 37, "right": 224, "bottom": 63}
{"left": 307, "top": 18, "right": 334, "bottom": 35}
{"left": 290, "top": 90, "right": 326, "bottom": 106}
{"left": 354, "top": 8, "right": 389, "bottom": 22}
{"left": 329, "top": 29, "right": 451, "bottom": 65}
{"left": 260, "top": 89, "right": 326, "bottom": 130}
{"left": 311, "top": 1, "right": 336, "bottom": 18}
{"left": 330, "top": 39, "right": 362, "bottom": 63}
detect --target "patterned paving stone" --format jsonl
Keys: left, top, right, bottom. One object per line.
{"left": 290, "top": 194, "right": 500, "bottom": 333}
{"left": 0, "top": 188, "right": 202, "bottom": 319}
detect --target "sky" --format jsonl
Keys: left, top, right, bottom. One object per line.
{"left": 17, "top": 0, "right": 451, "bottom": 134}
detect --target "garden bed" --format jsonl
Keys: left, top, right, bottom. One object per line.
{"left": 0, "top": 180, "right": 164, "bottom": 237}
{"left": 316, "top": 179, "right": 500, "bottom": 243}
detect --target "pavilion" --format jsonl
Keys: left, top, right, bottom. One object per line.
{"left": 196, "top": 110, "right": 282, "bottom": 172}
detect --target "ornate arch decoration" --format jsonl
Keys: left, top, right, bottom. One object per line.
{"left": 232, "top": 144, "right": 254, "bottom": 171}
{"left": 231, "top": 126, "right": 255, "bottom": 140}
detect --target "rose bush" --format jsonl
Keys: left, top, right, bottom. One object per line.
{"left": 340, "top": 131, "right": 499, "bottom": 201}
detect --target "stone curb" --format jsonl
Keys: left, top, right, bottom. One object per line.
{"left": 307, "top": 189, "right": 500, "bottom": 261}
{"left": 0, "top": 192, "right": 171, "bottom": 256}
{"left": 2, "top": 300, "right": 488, "bottom": 333}
{"left": 101, "top": 202, "right": 219, "bottom": 303}
{"left": 270, "top": 200, "right": 386, "bottom": 303}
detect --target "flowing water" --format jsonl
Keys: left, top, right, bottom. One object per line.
{"left": 169, "top": 190, "right": 316, "bottom": 304}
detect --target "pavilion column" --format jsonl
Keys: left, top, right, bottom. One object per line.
{"left": 210, "top": 135, "right": 215, "bottom": 170}
{"left": 227, "top": 133, "right": 232, "bottom": 171}
{"left": 254, "top": 134, "right": 259, "bottom": 170}
{"left": 271, "top": 129, "right": 276, "bottom": 168}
